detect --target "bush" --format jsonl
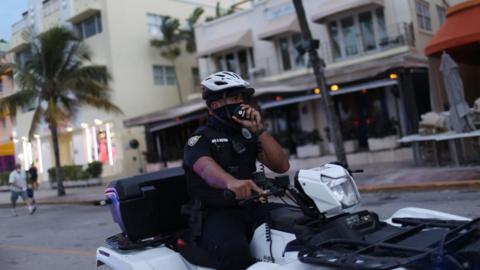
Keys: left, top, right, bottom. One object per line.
{"left": 48, "top": 161, "right": 103, "bottom": 182}
{"left": 86, "top": 161, "right": 103, "bottom": 178}
{"left": 0, "top": 171, "right": 9, "bottom": 186}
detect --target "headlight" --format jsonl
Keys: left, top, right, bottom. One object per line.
{"left": 321, "top": 175, "right": 360, "bottom": 208}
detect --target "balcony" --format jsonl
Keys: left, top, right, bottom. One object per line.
{"left": 68, "top": 0, "right": 101, "bottom": 23}
{"left": 202, "top": 22, "right": 414, "bottom": 83}
{"left": 42, "top": 0, "right": 62, "bottom": 32}
{"left": 10, "top": 17, "right": 30, "bottom": 52}
{"left": 322, "top": 22, "right": 415, "bottom": 65}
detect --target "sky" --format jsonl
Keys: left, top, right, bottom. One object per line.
{"left": 0, "top": 0, "right": 29, "bottom": 42}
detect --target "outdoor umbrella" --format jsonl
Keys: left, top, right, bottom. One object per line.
{"left": 439, "top": 51, "right": 475, "bottom": 132}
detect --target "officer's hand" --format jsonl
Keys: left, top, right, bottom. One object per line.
{"left": 232, "top": 104, "right": 263, "bottom": 133}
{"left": 227, "top": 179, "right": 264, "bottom": 200}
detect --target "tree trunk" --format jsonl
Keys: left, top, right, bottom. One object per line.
{"left": 50, "top": 125, "right": 66, "bottom": 196}
{"left": 292, "top": 0, "right": 348, "bottom": 167}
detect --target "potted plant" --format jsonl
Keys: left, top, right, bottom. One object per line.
{"left": 325, "top": 126, "right": 359, "bottom": 154}
{"left": 367, "top": 118, "right": 399, "bottom": 151}
{"left": 295, "top": 130, "right": 323, "bottom": 158}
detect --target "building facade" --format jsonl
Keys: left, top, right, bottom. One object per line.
{"left": 8, "top": 0, "right": 218, "bottom": 180}
{"left": 125, "top": 0, "right": 465, "bottom": 166}
{"left": 194, "top": 0, "right": 465, "bottom": 155}
{"left": 0, "top": 41, "right": 16, "bottom": 172}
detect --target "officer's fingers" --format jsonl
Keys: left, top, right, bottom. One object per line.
{"left": 233, "top": 116, "right": 254, "bottom": 128}
{"left": 232, "top": 116, "right": 250, "bottom": 125}
{"left": 252, "top": 111, "right": 262, "bottom": 126}
{"left": 248, "top": 180, "right": 264, "bottom": 194}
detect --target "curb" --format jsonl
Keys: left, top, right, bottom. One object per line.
{"left": 358, "top": 179, "right": 480, "bottom": 193}
{"left": 1, "top": 180, "right": 479, "bottom": 207}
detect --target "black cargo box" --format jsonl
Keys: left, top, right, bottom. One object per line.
{"left": 105, "top": 167, "right": 189, "bottom": 241}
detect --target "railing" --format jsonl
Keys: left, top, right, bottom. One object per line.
{"left": 201, "top": 23, "right": 414, "bottom": 80}
{"left": 321, "top": 22, "right": 415, "bottom": 64}
{"left": 12, "top": 17, "right": 28, "bottom": 35}
{"left": 43, "top": 0, "right": 61, "bottom": 17}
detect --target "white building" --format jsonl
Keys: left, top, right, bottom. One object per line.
{"left": 7, "top": 0, "right": 220, "bottom": 181}
{"left": 124, "top": 0, "right": 466, "bottom": 165}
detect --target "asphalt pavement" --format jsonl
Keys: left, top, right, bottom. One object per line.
{"left": 0, "top": 161, "right": 479, "bottom": 207}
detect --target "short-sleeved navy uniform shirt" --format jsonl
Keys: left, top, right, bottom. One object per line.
{"left": 183, "top": 116, "right": 260, "bottom": 207}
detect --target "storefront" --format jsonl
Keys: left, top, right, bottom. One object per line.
{"left": 0, "top": 141, "right": 15, "bottom": 172}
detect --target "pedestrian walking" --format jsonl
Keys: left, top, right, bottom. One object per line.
{"left": 28, "top": 163, "right": 39, "bottom": 190}
{"left": 9, "top": 164, "right": 37, "bottom": 216}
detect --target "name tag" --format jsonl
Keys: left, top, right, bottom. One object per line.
{"left": 211, "top": 138, "right": 229, "bottom": 143}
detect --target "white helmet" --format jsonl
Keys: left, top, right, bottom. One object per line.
{"left": 201, "top": 71, "right": 254, "bottom": 101}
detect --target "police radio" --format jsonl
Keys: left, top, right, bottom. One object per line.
{"left": 233, "top": 106, "right": 249, "bottom": 120}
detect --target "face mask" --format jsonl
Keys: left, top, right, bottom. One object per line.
{"left": 213, "top": 103, "right": 243, "bottom": 129}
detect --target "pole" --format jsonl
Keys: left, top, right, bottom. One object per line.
{"left": 292, "top": 0, "right": 348, "bottom": 166}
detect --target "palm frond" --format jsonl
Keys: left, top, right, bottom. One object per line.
{"left": 0, "top": 89, "right": 39, "bottom": 117}
{"left": 75, "top": 93, "right": 123, "bottom": 115}
{"left": 187, "top": 7, "right": 204, "bottom": 29}
{"left": 28, "top": 106, "right": 44, "bottom": 140}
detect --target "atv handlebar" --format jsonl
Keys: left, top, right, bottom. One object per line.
{"left": 223, "top": 174, "right": 290, "bottom": 205}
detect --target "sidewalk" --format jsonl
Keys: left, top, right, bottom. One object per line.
{"left": 0, "top": 161, "right": 479, "bottom": 207}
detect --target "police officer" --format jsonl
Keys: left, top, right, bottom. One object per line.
{"left": 183, "top": 71, "right": 290, "bottom": 269}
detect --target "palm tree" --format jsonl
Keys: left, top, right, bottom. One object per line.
{"left": 150, "top": 8, "right": 205, "bottom": 104}
{"left": 0, "top": 26, "right": 122, "bottom": 196}
{"left": 180, "top": 7, "right": 204, "bottom": 53}
{"left": 151, "top": 16, "right": 183, "bottom": 104}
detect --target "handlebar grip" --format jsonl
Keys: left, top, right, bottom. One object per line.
{"left": 223, "top": 190, "right": 236, "bottom": 201}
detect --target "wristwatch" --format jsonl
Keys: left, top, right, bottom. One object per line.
{"left": 254, "top": 127, "right": 266, "bottom": 137}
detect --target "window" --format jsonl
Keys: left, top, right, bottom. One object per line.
{"left": 274, "top": 33, "right": 306, "bottom": 72}
{"left": 147, "top": 14, "right": 164, "bottom": 35}
{"left": 75, "top": 13, "right": 102, "bottom": 40}
{"left": 375, "top": 8, "right": 387, "bottom": 45}
{"left": 153, "top": 66, "right": 176, "bottom": 86}
{"left": 327, "top": 8, "right": 388, "bottom": 60}
{"left": 359, "top": 11, "right": 376, "bottom": 51}
{"left": 416, "top": 0, "right": 432, "bottom": 31}
{"left": 278, "top": 37, "right": 292, "bottom": 71}
{"left": 214, "top": 49, "right": 254, "bottom": 79}
{"left": 328, "top": 22, "right": 342, "bottom": 59}
{"left": 437, "top": 5, "right": 446, "bottom": 26}
{"left": 16, "top": 50, "right": 31, "bottom": 67}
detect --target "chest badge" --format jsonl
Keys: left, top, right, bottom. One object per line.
{"left": 188, "top": 135, "right": 201, "bottom": 147}
{"left": 241, "top": 128, "right": 252, "bottom": 140}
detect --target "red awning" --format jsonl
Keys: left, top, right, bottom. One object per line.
{"left": 425, "top": 0, "right": 480, "bottom": 56}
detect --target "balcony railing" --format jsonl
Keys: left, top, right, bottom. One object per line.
{"left": 12, "top": 17, "right": 28, "bottom": 35}
{"left": 201, "top": 23, "right": 414, "bottom": 81}
{"left": 322, "top": 22, "right": 415, "bottom": 64}
{"left": 43, "top": 0, "right": 61, "bottom": 17}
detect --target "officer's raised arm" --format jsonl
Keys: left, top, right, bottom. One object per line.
{"left": 232, "top": 104, "right": 289, "bottom": 173}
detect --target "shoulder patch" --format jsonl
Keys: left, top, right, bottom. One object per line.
{"left": 188, "top": 135, "right": 202, "bottom": 147}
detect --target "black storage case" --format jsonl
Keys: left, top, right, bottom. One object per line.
{"left": 106, "top": 167, "right": 189, "bottom": 241}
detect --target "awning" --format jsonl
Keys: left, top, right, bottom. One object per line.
{"left": 197, "top": 30, "right": 253, "bottom": 57}
{"left": 0, "top": 142, "right": 15, "bottom": 156}
{"left": 258, "top": 15, "right": 300, "bottom": 41}
{"left": 259, "top": 78, "right": 397, "bottom": 109}
{"left": 124, "top": 99, "right": 207, "bottom": 128}
{"left": 311, "top": 0, "right": 384, "bottom": 23}
{"left": 149, "top": 112, "right": 208, "bottom": 132}
{"left": 425, "top": 0, "right": 480, "bottom": 58}
{"left": 67, "top": 8, "right": 101, "bottom": 23}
